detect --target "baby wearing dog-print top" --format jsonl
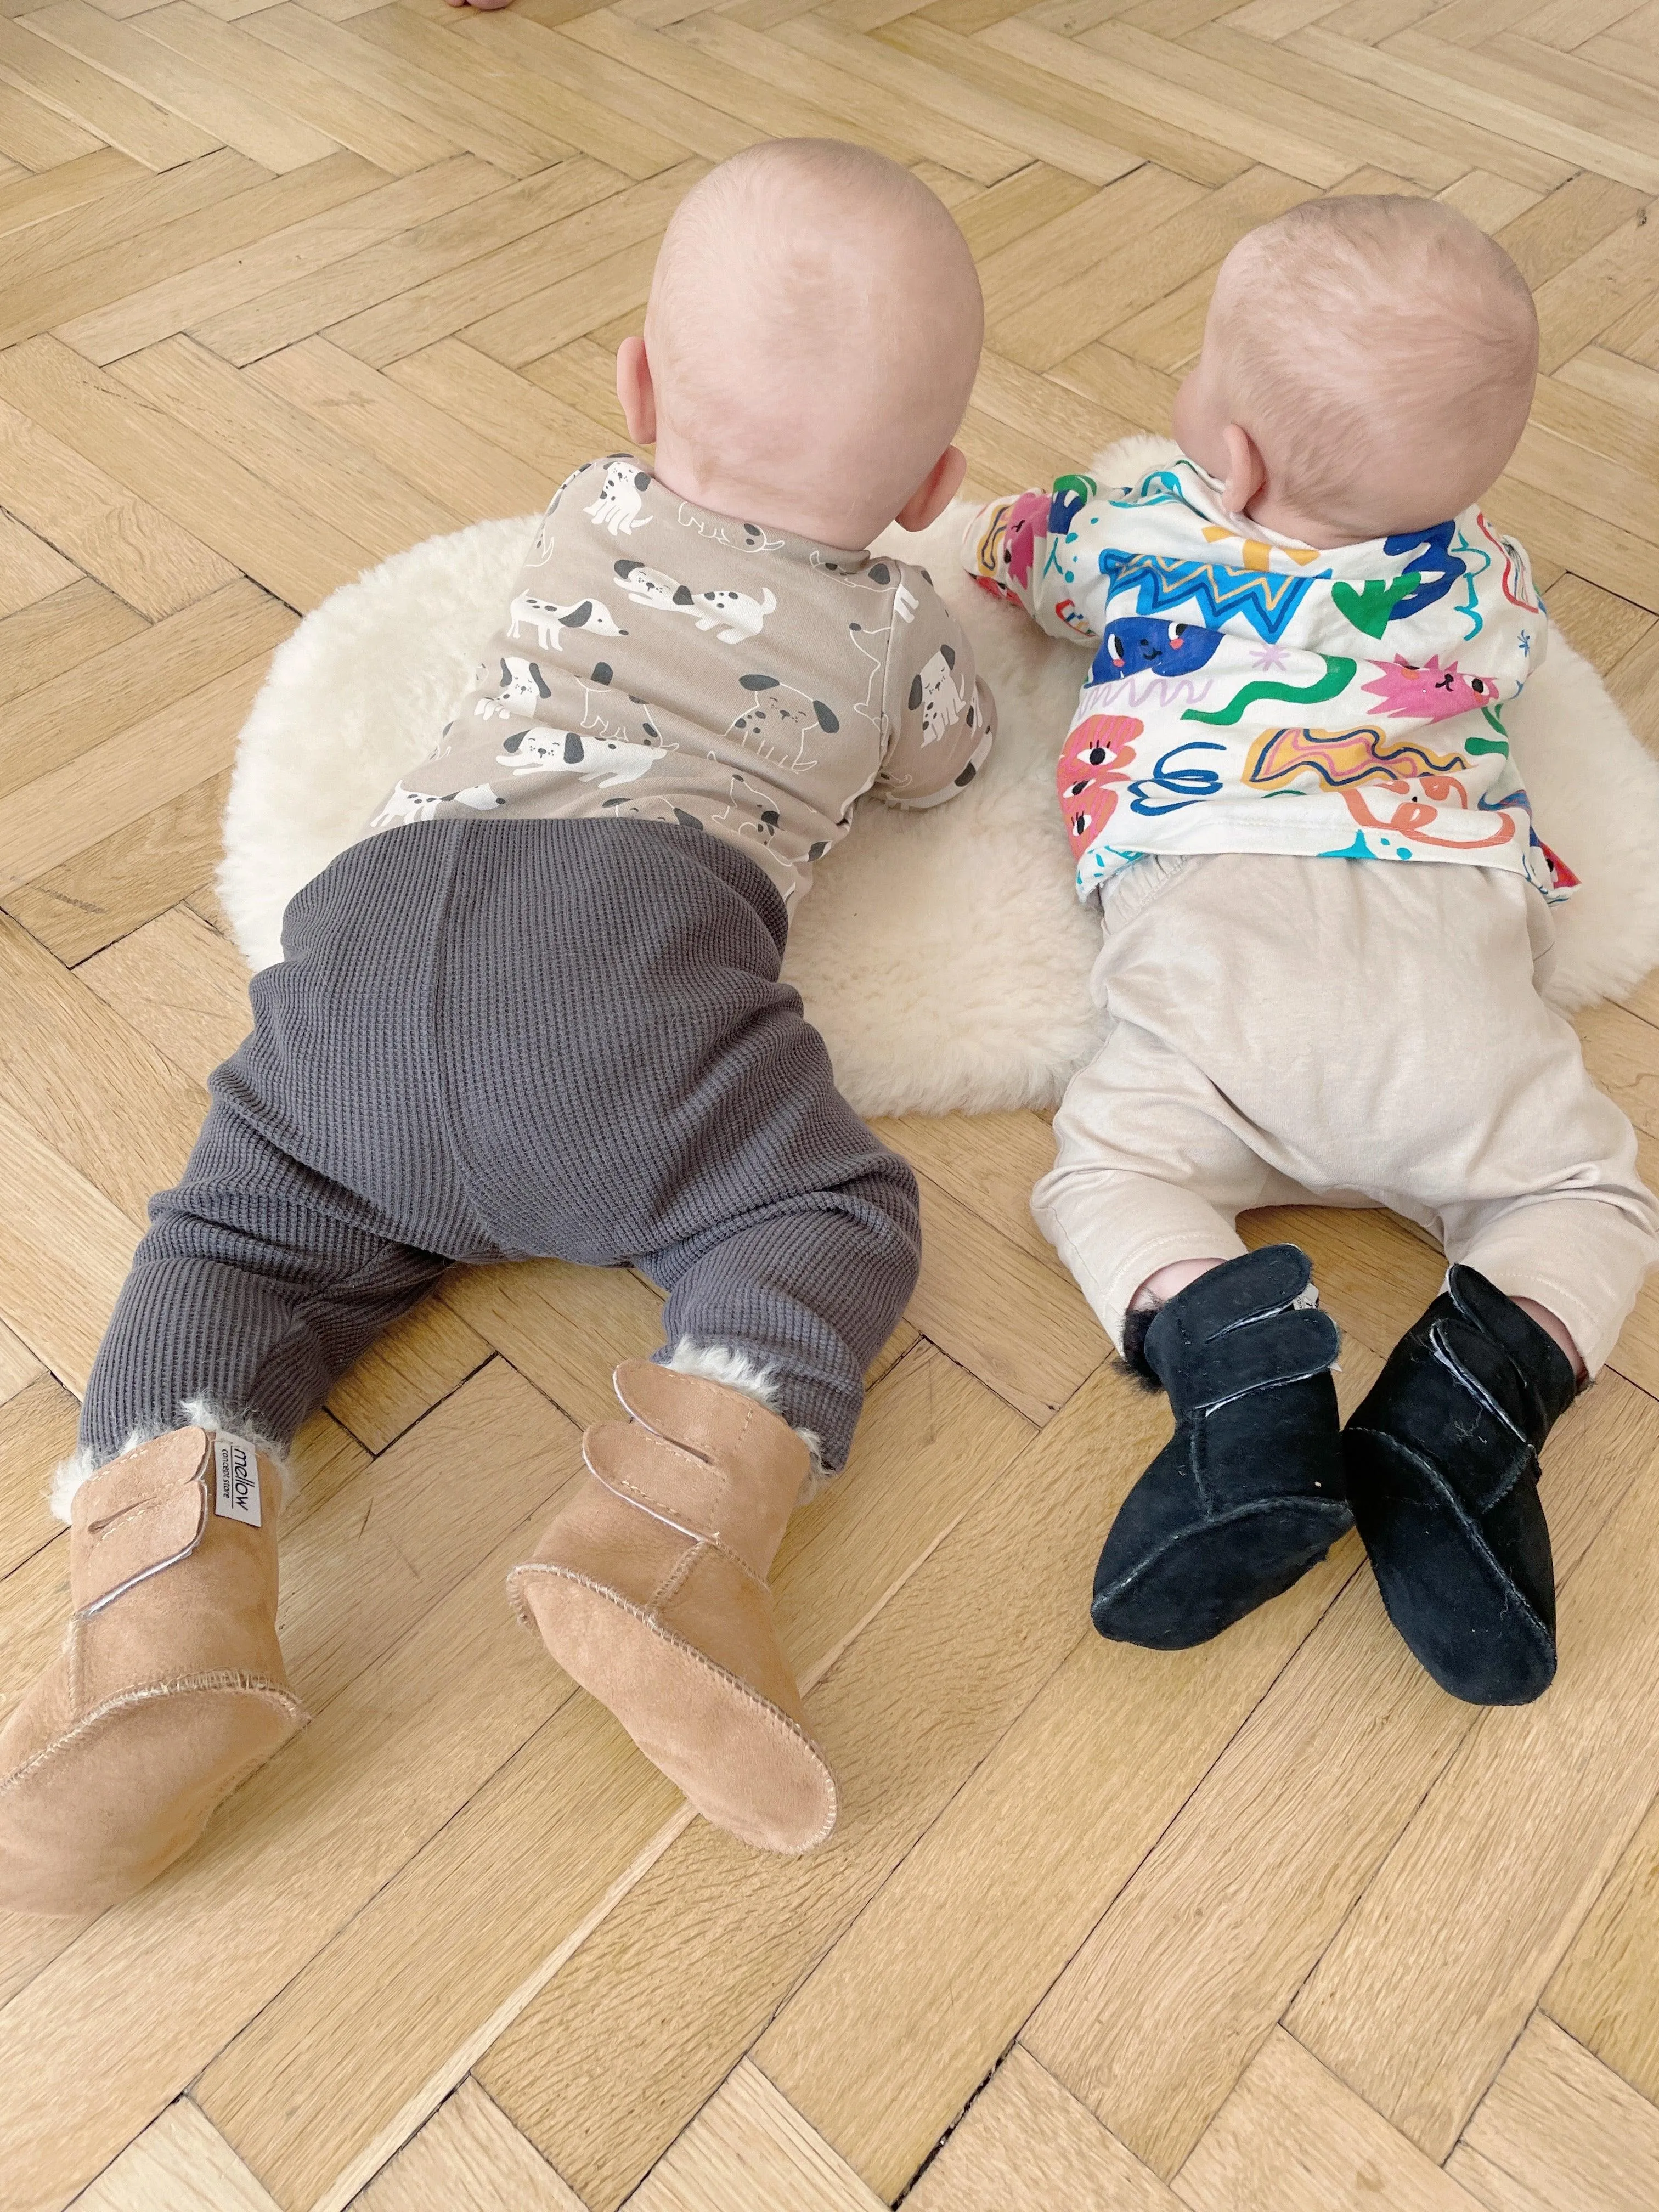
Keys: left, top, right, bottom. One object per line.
{"left": 0, "top": 142, "right": 994, "bottom": 1919}
{"left": 969, "top": 196, "right": 1658, "bottom": 1713}
{"left": 369, "top": 453, "right": 991, "bottom": 906}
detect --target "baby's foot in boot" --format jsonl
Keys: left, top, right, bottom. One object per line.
{"left": 1343, "top": 1266, "right": 1576, "bottom": 1705}
{"left": 1093, "top": 1244, "right": 1348, "bottom": 1649}
{"left": 0, "top": 1427, "right": 304, "bottom": 1915}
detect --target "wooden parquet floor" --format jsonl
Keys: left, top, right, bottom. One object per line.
{"left": 3, "top": 0, "right": 1659, "bottom": 2205}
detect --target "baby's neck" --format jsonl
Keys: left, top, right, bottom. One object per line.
{"left": 647, "top": 438, "right": 873, "bottom": 554}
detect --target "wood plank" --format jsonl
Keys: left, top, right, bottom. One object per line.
{"left": 55, "top": 152, "right": 500, "bottom": 364}
{"left": 628, "top": 2063, "right": 885, "bottom": 2212}
{"left": 981, "top": 16, "right": 1352, "bottom": 185}
{"left": 1172, "top": 2030, "right": 1486, "bottom": 2212}
{"left": 1286, "top": 1441, "right": 1659, "bottom": 2157}
{"left": 0, "top": 393, "right": 238, "bottom": 618}
{"left": 2, "top": 767, "right": 234, "bottom": 964}
{"left": 22, "top": 0, "right": 341, "bottom": 169}
{"left": 351, "top": 1, "right": 687, "bottom": 181}
{"left": 1447, "top": 2013, "right": 1659, "bottom": 2212}
{"left": 387, "top": 337, "right": 619, "bottom": 481}
{"left": 325, "top": 1290, "right": 493, "bottom": 1452}
{"left": 0, "top": 510, "right": 78, "bottom": 616}
{"left": 112, "top": 333, "right": 462, "bottom": 555}
{"left": 1544, "top": 1791, "right": 1659, "bottom": 2109}
{"left": 76, "top": 903, "right": 251, "bottom": 1083}
{"left": 193, "top": 155, "right": 627, "bottom": 366}
{"left": 74, "top": 2099, "right": 284, "bottom": 2212}
{"left": 0, "top": 1096, "right": 140, "bottom": 1392}
{"left": 769, "top": 12, "right": 1142, "bottom": 188}
{"left": 0, "top": 1318, "right": 44, "bottom": 1406}
{"left": 0, "top": 1375, "right": 79, "bottom": 1580}
{"left": 1023, "top": 1372, "right": 1655, "bottom": 2176}
{"left": 358, "top": 2080, "right": 585, "bottom": 2212}
{"left": 246, "top": 334, "right": 555, "bottom": 517}
{"left": 0, "top": 14, "right": 219, "bottom": 166}
{"left": 438, "top": 1256, "right": 665, "bottom": 1431}
{"left": 0, "top": 911, "right": 208, "bottom": 1223}
{"left": 325, "top": 157, "right": 700, "bottom": 368}
{"left": 238, "top": 0, "right": 571, "bottom": 175}
{"left": 877, "top": 13, "right": 1250, "bottom": 185}
{"left": 450, "top": 11, "right": 757, "bottom": 167}
{"left": 0, "top": 580, "right": 289, "bottom": 806}
{"left": 754, "top": 1504, "right": 1355, "bottom": 2199}
{"left": 0, "top": 582, "right": 146, "bottom": 713}
{"left": 0, "top": 334, "right": 380, "bottom": 610}
{"left": 472, "top": 1362, "right": 1153, "bottom": 2212}
{"left": 906, "top": 1167, "right": 1103, "bottom": 1423}
{"left": 905, "top": 2047, "right": 1181, "bottom": 2212}
{"left": 128, "top": 0, "right": 465, "bottom": 174}
{"left": 0, "top": 141, "right": 139, "bottom": 238}
{"left": 0, "top": 71, "right": 104, "bottom": 163}
{"left": 0, "top": 653, "right": 272, "bottom": 896}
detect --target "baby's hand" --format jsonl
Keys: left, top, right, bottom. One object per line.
{"left": 964, "top": 489, "right": 1048, "bottom": 603}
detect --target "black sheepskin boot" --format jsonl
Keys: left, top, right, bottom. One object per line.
{"left": 1343, "top": 1265, "right": 1577, "bottom": 1706}
{"left": 1092, "top": 1244, "right": 1350, "bottom": 1650}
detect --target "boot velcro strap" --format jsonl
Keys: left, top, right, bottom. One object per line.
{"left": 72, "top": 1430, "right": 212, "bottom": 1615}
{"left": 1170, "top": 1307, "right": 1340, "bottom": 1417}
{"left": 611, "top": 1361, "right": 806, "bottom": 1493}
{"left": 1429, "top": 1319, "right": 1540, "bottom": 1513}
{"left": 580, "top": 1421, "right": 784, "bottom": 1584}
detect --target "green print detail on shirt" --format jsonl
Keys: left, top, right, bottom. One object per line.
{"left": 1331, "top": 571, "right": 1423, "bottom": 637}
{"left": 1182, "top": 658, "right": 1358, "bottom": 726}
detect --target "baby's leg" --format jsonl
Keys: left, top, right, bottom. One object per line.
{"left": 79, "top": 1099, "right": 449, "bottom": 1481}
{"left": 1033, "top": 1015, "right": 1268, "bottom": 1351}
{"left": 1035, "top": 1018, "right": 1347, "bottom": 1652}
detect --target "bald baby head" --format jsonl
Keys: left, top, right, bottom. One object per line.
{"left": 1173, "top": 195, "right": 1538, "bottom": 545}
{"left": 620, "top": 140, "right": 984, "bottom": 548}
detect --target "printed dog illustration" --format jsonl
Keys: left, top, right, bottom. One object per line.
{"left": 496, "top": 726, "right": 661, "bottom": 789}
{"left": 585, "top": 461, "right": 652, "bottom": 538}
{"left": 614, "top": 560, "right": 776, "bottom": 645}
{"left": 507, "top": 594, "right": 628, "bottom": 651}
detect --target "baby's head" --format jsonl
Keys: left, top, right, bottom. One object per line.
{"left": 1172, "top": 195, "right": 1538, "bottom": 548}
{"left": 617, "top": 140, "right": 983, "bottom": 549}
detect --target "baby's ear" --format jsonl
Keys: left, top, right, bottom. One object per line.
{"left": 616, "top": 335, "right": 656, "bottom": 445}
{"left": 895, "top": 446, "right": 968, "bottom": 533}
{"left": 1220, "top": 421, "right": 1267, "bottom": 521}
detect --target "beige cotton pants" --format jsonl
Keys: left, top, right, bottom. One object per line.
{"left": 1032, "top": 853, "right": 1659, "bottom": 1375}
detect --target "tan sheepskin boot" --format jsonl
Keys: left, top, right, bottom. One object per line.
{"left": 0, "top": 1426, "right": 306, "bottom": 1916}
{"left": 509, "top": 1361, "right": 837, "bottom": 1854}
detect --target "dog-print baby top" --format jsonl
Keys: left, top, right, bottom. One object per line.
{"left": 364, "top": 456, "right": 995, "bottom": 907}
{"left": 966, "top": 455, "right": 1570, "bottom": 904}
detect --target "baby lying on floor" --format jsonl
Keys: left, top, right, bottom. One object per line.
{"left": 0, "top": 139, "right": 994, "bottom": 1914}
{"left": 969, "top": 195, "right": 1658, "bottom": 1707}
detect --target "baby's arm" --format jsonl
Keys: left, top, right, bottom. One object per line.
{"left": 963, "top": 475, "right": 1103, "bottom": 646}
{"left": 875, "top": 582, "right": 995, "bottom": 809}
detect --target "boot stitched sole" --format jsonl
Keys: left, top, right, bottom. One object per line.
{"left": 0, "top": 1674, "right": 304, "bottom": 1916}
{"left": 516, "top": 1567, "right": 837, "bottom": 1854}
{"left": 1345, "top": 1425, "right": 1556, "bottom": 1704}
{"left": 1093, "top": 1494, "right": 1352, "bottom": 1650}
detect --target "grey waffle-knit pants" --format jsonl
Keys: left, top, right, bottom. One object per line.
{"left": 81, "top": 818, "right": 920, "bottom": 1470}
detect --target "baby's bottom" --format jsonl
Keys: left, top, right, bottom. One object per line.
{"left": 80, "top": 817, "right": 918, "bottom": 1478}
{"left": 1034, "top": 853, "right": 1659, "bottom": 1376}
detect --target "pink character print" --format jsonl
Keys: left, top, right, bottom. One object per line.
{"left": 970, "top": 488, "right": 1051, "bottom": 603}
{"left": 1361, "top": 654, "right": 1503, "bottom": 722}
{"left": 1057, "top": 712, "right": 1143, "bottom": 857}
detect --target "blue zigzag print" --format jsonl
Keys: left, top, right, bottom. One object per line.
{"left": 1097, "top": 551, "right": 1326, "bottom": 641}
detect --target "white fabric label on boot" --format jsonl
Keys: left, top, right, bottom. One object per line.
{"left": 213, "top": 1431, "right": 262, "bottom": 1527}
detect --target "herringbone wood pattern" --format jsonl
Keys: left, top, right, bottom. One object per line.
{"left": 2, "top": 2, "right": 1659, "bottom": 2206}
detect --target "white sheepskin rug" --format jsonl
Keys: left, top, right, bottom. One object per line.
{"left": 221, "top": 437, "right": 1659, "bottom": 1119}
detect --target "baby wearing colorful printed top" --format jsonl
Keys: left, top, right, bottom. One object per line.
{"left": 970, "top": 196, "right": 1659, "bottom": 1707}
{"left": 0, "top": 142, "right": 993, "bottom": 1916}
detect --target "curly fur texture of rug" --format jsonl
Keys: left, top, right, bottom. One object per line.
{"left": 220, "top": 437, "right": 1659, "bottom": 1119}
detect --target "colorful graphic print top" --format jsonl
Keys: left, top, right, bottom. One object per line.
{"left": 965, "top": 456, "right": 1569, "bottom": 904}
{"left": 365, "top": 457, "right": 995, "bottom": 907}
